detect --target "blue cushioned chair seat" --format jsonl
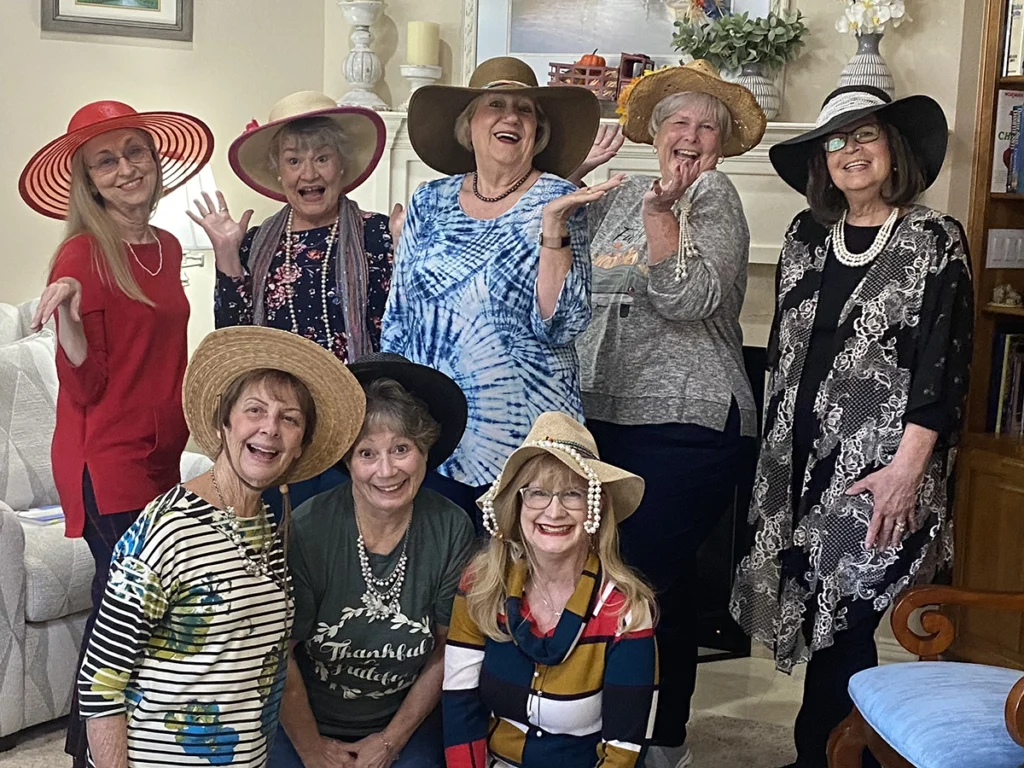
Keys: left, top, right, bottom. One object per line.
{"left": 849, "top": 662, "right": 1024, "bottom": 768}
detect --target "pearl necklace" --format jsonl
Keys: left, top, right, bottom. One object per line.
{"left": 209, "top": 468, "right": 275, "bottom": 579}
{"left": 354, "top": 512, "right": 411, "bottom": 617}
{"left": 283, "top": 210, "right": 340, "bottom": 342}
{"left": 124, "top": 228, "right": 163, "bottom": 277}
{"left": 472, "top": 169, "right": 532, "bottom": 203}
{"left": 831, "top": 208, "right": 899, "bottom": 267}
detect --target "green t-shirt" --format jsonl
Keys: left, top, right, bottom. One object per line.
{"left": 289, "top": 482, "right": 475, "bottom": 739}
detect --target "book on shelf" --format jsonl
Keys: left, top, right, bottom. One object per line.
{"left": 989, "top": 332, "right": 1024, "bottom": 434}
{"left": 1006, "top": 0, "right": 1024, "bottom": 76}
{"left": 1009, "top": 105, "right": 1023, "bottom": 191}
{"left": 992, "top": 90, "right": 1024, "bottom": 192}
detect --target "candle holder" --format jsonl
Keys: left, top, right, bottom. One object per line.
{"left": 399, "top": 64, "right": 443, "bottom": 111}
{"left": 338, "top": 0, "right": 389, "bottom": 111}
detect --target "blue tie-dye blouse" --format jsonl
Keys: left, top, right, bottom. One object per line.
{"left": 381, "top": 173, "right": 591, "bottom": 487}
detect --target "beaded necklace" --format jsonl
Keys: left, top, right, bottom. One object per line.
{"left": 283, "top": 209, "right": 340, "bottom": 340}
{"left": 209, "top": 468, "right": 276, "bottom": 580}
{"left": 354, "top": 511, "right": 411, "bottom": 617}
{"left": 831, "top": 207, "right": 899, "bottom": 267}
{"left": 472, "top": 169, "right": 532, "bottom": 203}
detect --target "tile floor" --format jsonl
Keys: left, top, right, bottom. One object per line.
{"left": 694, "top": 625, "right": 914, "bottom": 727}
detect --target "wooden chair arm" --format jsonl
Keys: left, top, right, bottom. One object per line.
{"left": 891, "top": 585, "right": 1024, "bottom": 659}
{"left": 1008, "top": 675, "right": 1024, "bottom": 748}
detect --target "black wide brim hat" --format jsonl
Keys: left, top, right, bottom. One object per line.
{"left": 769, "top": 85, "right": 949, "bottom": 195}
{"left": 347, "top": 353, "right": 467, "bottom": 472}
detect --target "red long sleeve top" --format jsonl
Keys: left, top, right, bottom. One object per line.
{"left": 49, "top": 230, "right": 190, "bottom": 537}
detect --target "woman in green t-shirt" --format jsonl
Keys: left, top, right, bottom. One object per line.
{"left": 273, "top": 353, "right": 474, "bottom": 768}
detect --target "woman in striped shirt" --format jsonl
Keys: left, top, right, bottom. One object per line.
{"left": 443, "top": 412, "right": 659, "bottom": 768}
{"left": 76, "top": 326, "right": 366, "bottom": 767}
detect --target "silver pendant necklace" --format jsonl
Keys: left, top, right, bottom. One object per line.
{"left": 354, "top": 511, "right": 411, "bottom": 618}
{"left": 831, "top": 207, "right": 898, "bottom": 267}
{"left": 124, "top": 227, "right": 163, "bottom": 277}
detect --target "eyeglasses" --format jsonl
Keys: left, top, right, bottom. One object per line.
{"left": 86, "top": 144, "right": 155, "bottom": 176}
{"left": 519, "top": 487, "right": 587, "bottom": 512}
{"left": 823, "top": 124, "right": 881, "bottom": 153}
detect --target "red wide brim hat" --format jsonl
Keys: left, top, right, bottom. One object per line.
{"left": 19, "top": 100, "right": 214, "bottom": 220}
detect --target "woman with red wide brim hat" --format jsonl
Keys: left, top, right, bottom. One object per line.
{"left": 18, "top": 99, "right": 213, "bottom": 768}
{"left": 187, "top": 91, "right": 395, "bottom": 515}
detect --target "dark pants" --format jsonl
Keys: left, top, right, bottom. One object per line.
{"left": 65, "top": 469, "right": 142, "bottom": 767}
{"left": 793, "top": 612, "right": 884, "bottom": 768}
{"left": 269, "top": 707, "right": 445, "bottom": 768}
{"left": 421, "top": 471, "right": 490, "bottom": 538}
{"left": 588, "top": 405, "right": 745, "bottom": 748}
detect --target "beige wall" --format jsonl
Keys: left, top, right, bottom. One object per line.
{"left": 0, "top": 0, "right": 326, "bottom": 308}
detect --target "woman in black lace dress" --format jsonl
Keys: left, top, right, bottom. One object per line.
{"left": 731, "top": 86, "right": 974, "bottom": 768}
{"left": 190, "top": 91, "right": 394, "bottom": 512}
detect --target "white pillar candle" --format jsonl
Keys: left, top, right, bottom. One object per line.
{"left": 407, "top": 21, "right": 440, "bottom": 66}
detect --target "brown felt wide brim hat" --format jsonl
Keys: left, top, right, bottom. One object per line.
{"left": 229, "top": 91, "right": 386, "bottom": 202}
{"left": 407, "top": 56, "right": 600, "bottom": 178}
{"left": 478, "top": 412, "right": 645, "bottom": 524}
{"left": 620, "top": 60, "right": 767, "bottom": 157}
{"left": 184, "top": 327, "right": 366, "bottom": 485}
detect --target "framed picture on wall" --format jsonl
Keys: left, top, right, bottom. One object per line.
{"left": 41, "top": 0, "right": 193, "bottom": 42}
{"left": 461, "top": 0, "right": 790, "bottom": 86}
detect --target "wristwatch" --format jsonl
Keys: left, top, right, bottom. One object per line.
{"left": 539, "top": 233, "right": 571, "bottom": 249}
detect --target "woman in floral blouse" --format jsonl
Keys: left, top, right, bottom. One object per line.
{"left": 190, "top": 91, "right": 394, "bottom": 512}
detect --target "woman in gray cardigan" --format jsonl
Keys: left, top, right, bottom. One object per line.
{"left": 569, "top": 61, "right": 766, "bottom": 768}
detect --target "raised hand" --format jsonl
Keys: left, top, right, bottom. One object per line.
{"left": 569, "top": 124, "right": 626, "bottom": 185}
{"left": 542, "top": 173, "right": 626, "bottom": 230}
{"left": 32, "top": 277, "right": 82, "bottom": 331}
{"left": 186, "top": 191, "right": 254, "bottom": 267}
{"left": 643, "top": 157, "right": 702, "bottom": 214}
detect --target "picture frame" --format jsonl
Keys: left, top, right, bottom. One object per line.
{"left": 461, "top": 0, "right": 793, "bottom": 86}
{"left": 41, "top": 0, "right": 193, "bottom": 42}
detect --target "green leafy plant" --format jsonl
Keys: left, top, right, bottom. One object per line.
{"left": 672, "top": 11, "right": 808, "bottom": 73}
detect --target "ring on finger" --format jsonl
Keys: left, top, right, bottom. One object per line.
{"left": 894, "top": 520, "right": 907, "bottom": 530}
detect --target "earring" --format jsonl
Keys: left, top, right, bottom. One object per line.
{"left": 718, "top": 157, "right": 725, "bottom": 165}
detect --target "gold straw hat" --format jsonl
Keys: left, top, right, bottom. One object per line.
{"left": 183, "top": 327, "right": 366, "bottom": 484}
{"left": 618, "top": 60, "right": 767, "bottom": 157}
{"left": 478, "top": 412, "right": 645, "bottom": 536}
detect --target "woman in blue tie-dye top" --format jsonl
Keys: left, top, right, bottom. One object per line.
{"left": 382, "top": 57, "right": 622, "bottom": 531}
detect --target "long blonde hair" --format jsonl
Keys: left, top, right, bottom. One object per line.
{"left": 51, "top": 129, "right": 164, "bottom": 306}
{"left": 465, "top": 454, "right": 656, "bottom": 642}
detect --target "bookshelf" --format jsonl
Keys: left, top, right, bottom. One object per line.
{"left": 953, "top": 0, "right": 1024, "bottom": 669}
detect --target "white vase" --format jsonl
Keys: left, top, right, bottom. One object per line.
{"left": 736, "top": 62, "right": 780, "bottom": 120}
{"left": 338, "top": 0, "right": 390, "bottom": 110}
{"left": 837, "top": 32, "right": 895, "bottom": 99}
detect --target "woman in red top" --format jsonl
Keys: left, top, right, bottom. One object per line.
{"left": 18, "top": 100, "right": 213, "bottom": 767}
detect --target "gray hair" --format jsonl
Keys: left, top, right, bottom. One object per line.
{"left": 649, "top": 92, "right": 733, "bottom": 147}
{"left": 346, "top": 378, "right": 441, "bottom": 461}
{"left": 454, "top": 93, "right": 552, "bottom": 158}
{"left": 268, "top": 116, "right": 350, "bottom": 173}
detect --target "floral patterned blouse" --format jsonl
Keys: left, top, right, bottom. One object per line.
{"left": 214, "top": 213, "right": 393, "bottom": 362}
{"left": 78, "top": 486, "right": 292, "bottom": 767}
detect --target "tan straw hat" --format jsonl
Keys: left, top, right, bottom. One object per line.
{"left": 478, "top": 412, "right": 645, "bottom": 536}
{"left": 183, "top": 326, "right": 366, "bottom": 484}
{"left": 618, "top": 60, "right": 767, "bottom": 157}
{"left": 407, "top": 56, "right": 600, "bottom": 178}
{"left": 228, "top": 91, "right": 386, "bottom": 202}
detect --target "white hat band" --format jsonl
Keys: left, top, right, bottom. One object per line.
{"left": 815, "top": 92, "right": 888, "bottom": 128}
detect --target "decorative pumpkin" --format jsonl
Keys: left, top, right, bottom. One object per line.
{"left": 576, "top": 49, "right": 606, "bottom": 68}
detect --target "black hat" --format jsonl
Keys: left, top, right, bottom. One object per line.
{"left": 769, "top": 85, "right": 948, "bottom": 195}
{"left": 347, "top": 353, "right": 467, "bottom": 472}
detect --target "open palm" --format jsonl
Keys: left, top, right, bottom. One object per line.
{"left": 186, "top": 191, "right": 254, "bottom": 253}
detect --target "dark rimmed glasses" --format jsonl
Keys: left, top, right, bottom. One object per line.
{"left": 823, "top": 124, "right": 882, "bottom": 153}
{"left": 519, "top": 487, "right": 587, "bottom": 511}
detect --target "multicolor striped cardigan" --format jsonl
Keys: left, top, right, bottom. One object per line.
{"left": 443, "top": 553, "right": 658, "bottom": 767}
